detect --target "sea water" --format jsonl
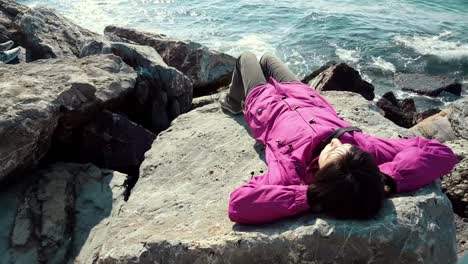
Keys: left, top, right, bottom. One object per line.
{"left": 18, "top": 0, "right": 468, "bottom": 108}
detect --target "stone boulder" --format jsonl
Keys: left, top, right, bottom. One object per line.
{"left": 87, "top": 92, "right": 454, "bottom": 264}
{"left": 447, "top": 97, "right": 468, "bottom": 140}
{"left": 305, "top": 63, "right": 375, "bottom": 100}
{"left": 0, "top": 163, "right": 126, "bottom": 264}
{"left": 442, "top": 140, "right": 468, "bottom": 218}
{"left": 0, "top": 0, "right": 27, "bottom": 43}
{"left": 15, "top": 7, "right": 97, "bottom": 60}
{"left": 376, "top": 92, "right": 417, "bottom": 128}
{"left": 395, "top": 73, "right": 462, "bottom": 97}
{"left": 0, "top": 54, "right": 137, "bottom": 183}
{"left": 301, "top": 61, "right": 336, "bottom": 84}
{"left": 104, "top": 25, "right": 236, "bottom": 96}
{"left": 80, "top": 38, "right": 193, "bottom": 132}
{"left": 410, "top": 97, "right": 467, "bottom": 142}
{"left": 455, "top": 214, "right": 468, "bottom": 257}
{"left": 410, "top": 110, "right": 458, "bottom": 143}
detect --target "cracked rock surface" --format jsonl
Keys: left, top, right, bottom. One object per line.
{"left": 0, "top": 54, "right": 137, "bottom": 183}
{"left": 104, "top": 25, "right": 236, "bottom": 96}
{"left": 0, "top": 163, "right": 126, "bottom": 264}
{"left": 15, "top": 7, "right": 97, "bottom": 60}
{"left": 80, "top": 38, "right": 193, "bottom": 133}
{"left": 89, "top": 92, "right": 456, "bottom": 264}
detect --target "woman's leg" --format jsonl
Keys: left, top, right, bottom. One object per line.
{"left": 259, "top": 53, "right": 299, "bottom": 82}
{"left": 222, "top": 51, "right": 267, "bottom": 113}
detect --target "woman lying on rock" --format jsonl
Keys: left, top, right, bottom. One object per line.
{"left": 221, "top": 51, "right": 459, "bottom": 224}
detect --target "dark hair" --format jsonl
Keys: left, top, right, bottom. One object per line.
{"left": 307, "top": 146, "right": 384, "bottom": 220}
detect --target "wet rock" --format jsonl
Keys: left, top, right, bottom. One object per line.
{"left": 90, "top": 92, "right": 454, "bottom": 264}
{"left": 305, "top": 63, "right": 375, "bottom": 100}
{"left": 0, "top": 54, "right": 136, "bottom": 183}
{"left": 0, "top": 163, "right": 126, "bottom": 264}
{"left": 376, "top": 92, "right": 417, "bottom": 128}
{"left": 395, "top": 73, "right": 462, "bottom": 97}
{"left": 104, "top": 25, "right": 236, "bottom": 96}
{"left": 80, "top": 38, "right": 193, "bottom": 132}
{"left": 15, "top": 7, "right": 97, "bottom": 60}
{"left": 301, "top": 61, "right": 336, "bottom": 84}
{"left": 65, "top": 110, "right": 156, "bottom": 174}
{"left": 443, "top": 140, "right": 468, "bottom": 218}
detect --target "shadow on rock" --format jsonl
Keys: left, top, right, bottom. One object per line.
{"left": 0, "top": 163, "right": 126, "bottom": 264}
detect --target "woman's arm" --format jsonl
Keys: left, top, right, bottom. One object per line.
{"left": 378, "top": 138, "right": 458, "bottom": 193}
{"left": 228, "top": 177, "right": 310, "bottom": 224}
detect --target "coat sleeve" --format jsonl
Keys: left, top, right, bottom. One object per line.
{"left": 378, "top": 138, "right": 458, "bottom": 193}
{"left": 228, "top": 174, "right": 310, "bottom": 224}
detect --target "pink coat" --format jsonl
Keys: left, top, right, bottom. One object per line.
{"left": 228, "top": 77, "right": 459, "bottom": 224}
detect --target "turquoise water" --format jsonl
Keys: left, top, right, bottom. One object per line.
{"left": 19, "top": 0, "right": 468, "bottom": 106}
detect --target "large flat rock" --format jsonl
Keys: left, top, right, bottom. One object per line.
{"left": 93, "top": 92, "right": 456, "bottom": 264}
{"left": 0, "top": 54, "right": 136, "bottom": 183}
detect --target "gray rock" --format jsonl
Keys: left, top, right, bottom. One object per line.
{"left": 191, "top": 91, "right": 224, "bottom": 109}
{"left": 15, "top": 7, "right": 97, "bottom": 60}
{"left": 90, "top": 92, "right": 454, "bottom": 264}
{"left": 410, "top": 109, "right": 458, "bottom": 143}
{"left": 0, "top": 163, "right": 126, "bottom": 264}
{"left": 324, "top": 91, "right": 415, "bottom": 138}
{"left": 0, "top": 54, "right": 136, "bottom": 183}
{"left": 301, "top": 61, "right": 337, "bottom": 84}
{"left": 70, "top": 110, "right": 156, "bottom": 174}
{"left": 104, "top": 25, "right": 236, "bottom": 96}
{"left": 443, "top": 140, "right": 468, "bottom": 218}
{"left": 447, "top": 97, "right": 468, "bottom": 140}
{"left": 0, "top": 0, "right": 28, "bottom": 43}
{"left": 454, "top": 214, "right": 468, "bottom": 257}
{"left": 395, "top": 73, "right": 462, "bottom": 97}
{"left": 410, "top": 97, "right": 467, "bottom": 142}
{"left": 414, "top": 108, "right": 441, "bottom": 124}
{"left": 80, "top": 38, "right": 193, "bottom": 132}
{"left": 306, "top": 63, "right": 375, "bottom": 100}
{"left": 376, "top": 92, "right": 418, "bottom": 128}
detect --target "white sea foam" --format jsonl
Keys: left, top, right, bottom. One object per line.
{"left": 224, "top": 34, "right": 276, "bottom": 57}
{"left": 394, "top": 31, "right": 468, "bottom": 61}
{"left": 371, "top": 56, "right": 396, "bottom": 73}
{"left": 332, "top": 44, "right": 361, "bottom": 63}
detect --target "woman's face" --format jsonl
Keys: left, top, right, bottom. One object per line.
{"left": 318, "top": 138, "right": 353, "bottom": 168}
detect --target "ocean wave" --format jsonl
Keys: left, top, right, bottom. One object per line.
{"left": 371, "top": 56, "right": 396, "bottom": 73}
{"left": 223, "top": 34, "right": 276, "bottom": 57}
{"left": 394, "top": 31, "right": 468, "bottom": 61}
{"left": 332, "top": 44, "right": 361, "bottom": 63}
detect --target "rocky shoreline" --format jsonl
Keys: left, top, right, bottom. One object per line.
{"left": 1, "top": 0, "right": 467, "bottom": 263}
